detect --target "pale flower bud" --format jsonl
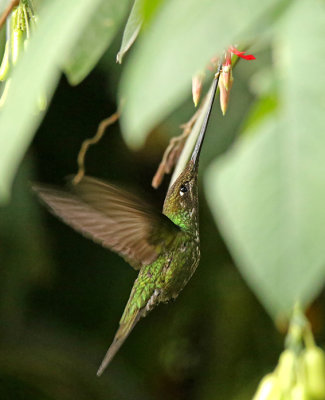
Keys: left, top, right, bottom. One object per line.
{"left": 0, "top": 41, "right": 10, "bottom": 81}
{"left": 221, "top": 63, "right": 233, "bottom": 92}
{"left": 218, "top": 77, "right": 230, "bottom": 116}
{"left": 252, "top": 373, "right": 282, "bottom": 400}
{"left": 302, "top": 346, "right": 325, "bottom": 399}
{"left": 289, "top": 383, "right": 309, "bottom": 400}
{"left": 276, "top": 349, "right": 296, "bottom": 393}
{"left": 192, "top": 72, "right": 204, "bottom": 107}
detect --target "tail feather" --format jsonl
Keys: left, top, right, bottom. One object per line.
{"left": 97, "top": 310, "right": 141, "bottom": 376}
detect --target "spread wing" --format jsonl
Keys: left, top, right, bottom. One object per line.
{"left": 33, "top": 176, "right": 180, "bottom": 270}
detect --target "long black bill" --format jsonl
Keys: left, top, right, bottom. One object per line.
{"left": 191, "top": 63, "right": 222, "bottom": 169}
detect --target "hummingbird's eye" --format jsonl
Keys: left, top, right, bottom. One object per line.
{"left": 179, "top": 183, "right": 188, "bottom": 196}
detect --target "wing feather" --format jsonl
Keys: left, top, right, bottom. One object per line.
{"left": 33, "top": 176, "right": 179, "bottom": 269}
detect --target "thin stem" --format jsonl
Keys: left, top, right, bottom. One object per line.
{"left": 73, "top": 110, "right": 120, "bottom": 185}
{"left": 285, "top": 304, "right": 316, "bottom": 353}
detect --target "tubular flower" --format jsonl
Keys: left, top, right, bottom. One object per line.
{"left": 219, "top": 51, "right": 233, "bottom": 115}
{"left": 192, "top": 72, "right": 205, "bottom": 107}
{"left": 218, "top": 46, "right": 255, "bottom": 115}
{"left": 229, "top": 46, "right": 256, "bottom": 60}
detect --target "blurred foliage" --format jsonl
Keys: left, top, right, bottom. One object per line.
{"left": 0, "top": 0, "right": 325, "bottom": 399}
{"left": 206, "top": 0, "right": 325, "bottom": 319}
{"left": 64, "top": 0, "right": 130, "bottom": 85}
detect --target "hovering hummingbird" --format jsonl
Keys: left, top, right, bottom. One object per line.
{"left": 33, "top": 68, "right": 221, "bottom": 376}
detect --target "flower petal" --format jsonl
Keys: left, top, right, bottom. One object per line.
{"left": 230, "top": 46, "right": 256, "bottom": 60}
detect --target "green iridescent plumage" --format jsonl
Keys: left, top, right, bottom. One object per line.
{"left": 33, "top": 69, "right": 221, "bottom": 376}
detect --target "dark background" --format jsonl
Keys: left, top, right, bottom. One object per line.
{"left": 1, "top": 39, "right": 323, "bottom": 400}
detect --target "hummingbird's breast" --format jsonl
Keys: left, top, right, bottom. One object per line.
{"left": 124, "top": 227, "right": 200, "bottom": 321}
{"left": 159, "top": 229, "right": 200, "bottom": 301}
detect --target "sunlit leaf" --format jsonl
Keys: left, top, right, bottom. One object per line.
{"left": 65, "top": 0, "right": 130, "bottom": 85}
{"left": 205, "top": 0, "right": 325, "bottom": 319}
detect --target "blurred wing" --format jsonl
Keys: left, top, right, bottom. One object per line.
{"left": 33, "top": 176, "right": 179, "bottom": 270}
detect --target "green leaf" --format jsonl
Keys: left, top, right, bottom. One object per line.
{"left": 119, "top": 0, "right": 291, "bottom": 149}
{"left": 64, "top": 0, "right": 130, "bottom": 85}
{"left": 205, "top": 0, "right": 325, "bottom": 319}
{"left": 0, "top": 0, "right": 104, "bottom": 204}
{"left": 117, "top": 0, "right": 142, "bottom": 64}
{"left": 0, "top": 0, "right": 7, "bottom": 13}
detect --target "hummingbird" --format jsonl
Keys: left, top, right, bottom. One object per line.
{"left": 33, "top": 68, "right": 221, "bottom": 376}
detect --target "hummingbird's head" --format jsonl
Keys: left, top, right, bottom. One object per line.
{"left": 162, "top": 159, "right": 199, "bottom": 230}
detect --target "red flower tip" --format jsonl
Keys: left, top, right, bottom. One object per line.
{"left": 229, "top": 46, "right": 256, "bottom": 60}
{"left": 241, "top": 54, "right": 256, "bottom": 60}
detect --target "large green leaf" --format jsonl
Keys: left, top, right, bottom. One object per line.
{"left": 119, "top": 0, "right": 291, "bottom": 148}
{"left": 0, "top": 0, "right": 7, "bottom": 13}
{"left": 64, "top": 0, "right": 130, "bottom": 85}
{"left": 205, "top": 0, "right": 325, "bottom": 319}
{"left": 0, "top": 0, "right": 104, "bottom": 204}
